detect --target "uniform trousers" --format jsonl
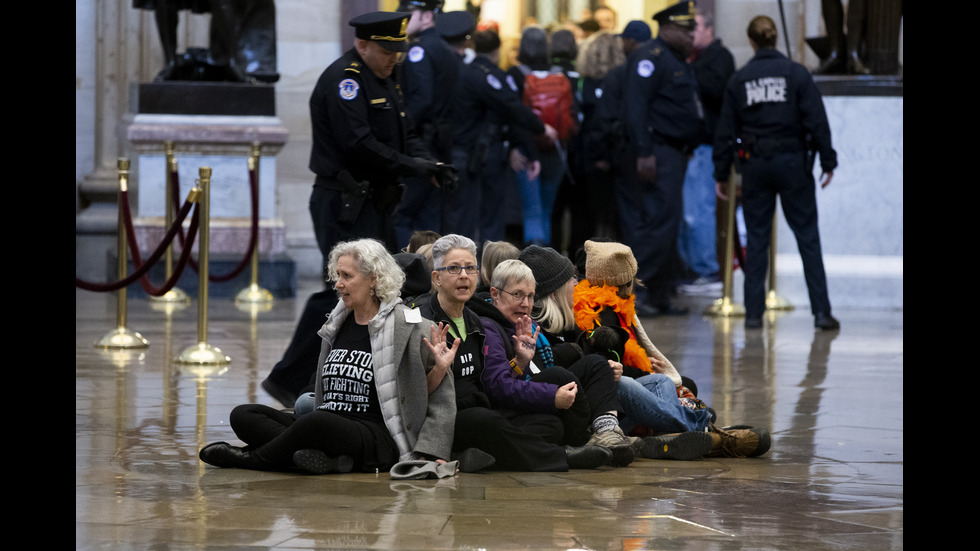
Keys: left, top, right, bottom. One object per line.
{"left": 443, "top": 147, "right": 480, "bottom": 239}
{"left": 393, "top": 175, "right": 442, "bottom": 251}
{"left": 229, "top": 404, "right": 398, "bottom": 472}
{"left": 616, "top": 142, "right": 688, "bottom": 308}
{"left": 263, "top": 184, "right": 395, "bottom": 403}
{"left": 478, "top": 142, "right": 511, "bottom": 244}
{"left": 740, "top": 150, "right": 831, "bottom": 319}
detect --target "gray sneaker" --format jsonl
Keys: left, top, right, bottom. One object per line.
{"left": 587, "top": 426, "right": 636, "bottom": 467}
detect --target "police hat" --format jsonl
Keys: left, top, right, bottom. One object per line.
{"left": 652, "top": 1, "right": 697, "bottom": 29}
{"left": 620, "top": 20, "right": 652, "bottom": 42}
{"left": 349, "top": 11, "right": 411, "bottom": 52}
{"left": 435, "top": 11, "right": 475, "bottom": 43}
{"left": 398, "top": 0, "right": 444, "bottom": 12}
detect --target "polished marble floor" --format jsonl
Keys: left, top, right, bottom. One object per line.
{"left": 76, "top": 279, "right": 903, "bottom": 550}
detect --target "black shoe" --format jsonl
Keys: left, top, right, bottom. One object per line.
{"left": 457, "top": 448, "right": 496, "bottom": 473}
{"left": 565, "top": 445, "right": 613, "bottom": 469}
{"left": 745, "top": 317, "right": 763, "bottom": 329}
{"left": 200, "top": 442, "right": 251, "bottom": 468}
{"left": 641, "top": 432, "right": 714, "bottom": 460}
{"left": 814, "top": 313, "right": 840, "bottom": 331}
{"left": 261, "top": 377, "right": 299, "bottom": 408}
{"left": 292, "top": 449, "right": 354, "bottom": 475}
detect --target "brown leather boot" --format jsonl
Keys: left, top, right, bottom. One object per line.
{"left": 706, "top": 424, "right": 771, "bottom": 458}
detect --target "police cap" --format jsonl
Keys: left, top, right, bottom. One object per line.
{"left": 398, "top": 0, "right": 444, "bottom": 12}
{"left": 349, "top": 11, "right": 411, "bottom": 52}
{"left": 435, "top": 11, "right": 475, "bottom": 43}
{"left": 652, "top": 1, "right": 697, "bottom": 29}
{"left": 620, "top": 20, "right": 652, "bottom": 43}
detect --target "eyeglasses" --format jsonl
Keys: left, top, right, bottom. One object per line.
{"left": 500, "top": 289, "right": 535, "bottom": 303}
{"left": 436, "top": 265, "right": 479, "bottom": 275}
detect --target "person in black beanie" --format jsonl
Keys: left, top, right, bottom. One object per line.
{"left": 517, "top": 245, "right": 639, "bottom": 463}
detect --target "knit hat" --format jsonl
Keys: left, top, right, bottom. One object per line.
{"left": 584, "top": 240, "right": 637, "bottom": 287}
{"left": 518, "top": 245, "right": 574, "bottom": 298}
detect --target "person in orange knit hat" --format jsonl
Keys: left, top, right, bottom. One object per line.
{"left": 573, "top": 239, "right": 771, "bottom": 459}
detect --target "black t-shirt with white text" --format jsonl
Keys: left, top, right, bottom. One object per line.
{"left": 319, "top": 316, "right": 383, "bottom": 425}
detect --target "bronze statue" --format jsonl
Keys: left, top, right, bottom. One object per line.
{"left": 816, "top": 0, "right": 869, "bottom": 74}
{"left": 134, "top": 0, "right": 279, "bottom": 83}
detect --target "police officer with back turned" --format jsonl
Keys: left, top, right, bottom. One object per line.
{"left": 713, "top": 15, "right": 840, "bottom": 331}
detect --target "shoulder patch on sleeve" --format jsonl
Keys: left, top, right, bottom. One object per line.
{"left": 338, "top": 78, "right": 360, "bottom": 100}
{"left": 486, "top": 74, "right": 502, "bottom": 90}
{"left": 637, "top": 59, "right": 655, "bottom": 78}
{"left": 408, "top": 45, "right": 425, "bottom": 63}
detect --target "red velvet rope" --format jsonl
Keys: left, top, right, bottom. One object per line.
{"left": 170, "top": 164, "right": 259, "bottom": 282}
{"left": 74, "top": 193, "right": 199, "bottom": 293}
{"left": 75, "top": 158, "right": 262, "bottom": 293}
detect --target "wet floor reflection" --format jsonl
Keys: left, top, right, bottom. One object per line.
{"left": 76, "top": 287, "right": 902, "bottom": 549}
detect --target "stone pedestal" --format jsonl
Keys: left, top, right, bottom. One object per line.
{"left": 123, "top": 81, "right": 294, "bottom": 297}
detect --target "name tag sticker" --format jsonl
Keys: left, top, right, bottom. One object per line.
{"left": 404, "top": 308, "right": 422, "bottom": 323}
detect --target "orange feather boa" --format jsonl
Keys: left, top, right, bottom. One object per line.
{"left": 573, "top": 280, "right": 653, "bottom": 374}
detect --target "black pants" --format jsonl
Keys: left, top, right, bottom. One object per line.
{"left": 616, "top": 142, "right": 688, "bottom": 308}
{"left": 453, "top": 407, "right": 570, "bottom": 471}
{"left": 528, "top": 366, "right": 592, "bottom": 446}
{"left": 563, "top": 353, "right": 621, "bottom": 419}
{"left": 740, "top": 151, "right": 831, "bottom": 319}
{"left": 229, "top": 404, "right": 398, "bottom": 472}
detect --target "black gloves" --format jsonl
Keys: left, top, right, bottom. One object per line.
{"left": 435, "top": 163, "right": 459, "bottom": 192}
{"left": 412, "top": 157, "right": 458, "bottom": 192}
{"left": 412, "top": 157, "right": 441, "bottom": 177}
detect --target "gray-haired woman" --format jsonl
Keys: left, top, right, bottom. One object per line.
{"left": 200, "top": 238, "right": 459, "bottom": 474}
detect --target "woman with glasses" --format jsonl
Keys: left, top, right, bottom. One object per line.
{"left": 420, "top": 234, "right": 613, "bottom": 470}
{"left": 469, "top": 258, "right": 638, "bottom": 467}
{"left": 199, "top": 238, "right": 460, "bottom": 474}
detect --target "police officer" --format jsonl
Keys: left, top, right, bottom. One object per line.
{"left": 439, "top": 16, "right": 557, "bottom": 242}
{"left": 713, "top": 15, "right": 840, "bottom": 331}
{"left": 392, "top": 0, "right": 459, "bottom": 249}
{"left": 622, "top": 1, "right": 703, "bottom": 316}
{"left": 260, "top": 11, "right": 446, "bottom": 407}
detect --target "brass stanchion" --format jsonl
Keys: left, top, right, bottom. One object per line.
{"left": 235, "top": 143, "right": 274, "bottom": 306}
{"left": 96, "top": 159, "right": 150, "bottom": 349}
{"left": 150, "top": 141, "right": 191, "bottom": 310}
{"left": 765, "top": 211, "right": 794, "bottom": 311}
{"left": 704, "top": 169, "right": 746, "bottom": 317}
{"left": 175, "top": 167, "right": 231, "bottom": 366}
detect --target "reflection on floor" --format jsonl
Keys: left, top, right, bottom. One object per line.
{"left": 76, "top": 281, "right": 903, "bottom": 550}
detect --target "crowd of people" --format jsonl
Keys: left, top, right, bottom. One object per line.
{"left": 200, "top": 1, "right": 845, "bottom": 477}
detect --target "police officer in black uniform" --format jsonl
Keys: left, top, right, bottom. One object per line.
{"left": 260, "top": 11, "right": 448, "bottom": 407}
{"left": 622, "top": 1, "right": 703, "bottom": 317}
{"left": 392, "top": 0, "right": 459, "bottom": 249}
{"left": 713, "top": 15, "right": 840, "bottom": 331}
{"left": 439, "top": 16, "right": 556, "bottom": 242}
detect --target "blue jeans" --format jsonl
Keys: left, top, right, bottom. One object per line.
{"left": 517, "top": 151, "right": 563, "bottom": 245}
{"left": 617, "top": 373, "right": 711, "bottom": 434}
{"left": 678, "top": 145, "right": 719, "bottom": 278}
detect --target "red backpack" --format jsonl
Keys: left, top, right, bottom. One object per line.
{"left": 522, "top": 69, "right": 577, "bottom": 151}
